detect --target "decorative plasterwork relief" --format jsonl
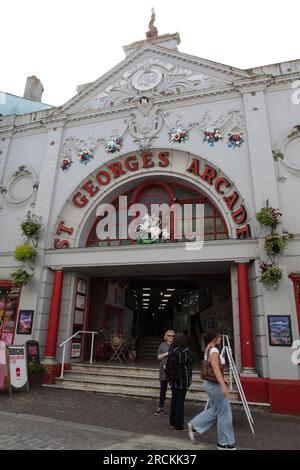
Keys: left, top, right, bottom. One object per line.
{"left": 60, "top": 107, "right": 246, "bottom": 170}
{"left": 1, "top": 166, "right": 39, "bottom": 208}
{"left": 78, "top": 58, "right": 229, "bottom": 113}
{"left": 273, "top": 125, "right": 300, "bottom": 181}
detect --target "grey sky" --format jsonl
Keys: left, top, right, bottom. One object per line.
{"left": 2, "top": 0, "right": 300, "bottom": 106}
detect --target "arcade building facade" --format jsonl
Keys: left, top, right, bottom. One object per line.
{"left": 0, "top": 28, "right": 300, "bottom": 413}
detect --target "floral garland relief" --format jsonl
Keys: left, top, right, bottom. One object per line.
{"left": 59, "top": 110, "right": 245, "bottom": 173}
{"left": 227, "top": 128, "right": 244, "bottom": 150}
{"left": 105, "top": 137, "right": 123, "bottom": 154}
{"left": 203, "top": 127, "right": 223, "bottom": 147}
{"left": 168, "top": 127, "right": 189, "bottom": 144}
{"left": 60, "top": 133, "right": 124, "bottom": 172}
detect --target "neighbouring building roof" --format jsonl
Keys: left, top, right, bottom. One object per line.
{"left": 0, "top": 91, "right": 53, "bottom": 116}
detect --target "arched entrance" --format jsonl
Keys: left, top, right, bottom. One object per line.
{"left": 51, "top": 148, "right": 252, "bottom": 249}
{"left": 47, "top": 149, "right": 255, "bottom": 368}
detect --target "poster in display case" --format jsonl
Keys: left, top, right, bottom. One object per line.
{"left": 0, "top": 285, "right": 21, "bottom": 345}
{"left": 16, "top": 310, "right": 34, "bottom": 335}
{"left": 268, "top": 315, "right": 293, "bottom": 346}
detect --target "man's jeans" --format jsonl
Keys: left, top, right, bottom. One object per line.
{"left": 191, "top": 380, "right": 235, "bottom": 446}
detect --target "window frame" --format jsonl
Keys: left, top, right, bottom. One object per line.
{"left": 86, "top": 180, "right": 229, "bottom": 247}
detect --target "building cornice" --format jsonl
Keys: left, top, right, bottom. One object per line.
{"left": 43, "top": 238, "right": 259, "bottom": 270}
{"left": 1, "top": 85, "right": 241, "bottom": 135}
{"left": 234, "top": 75, "right": 274, "bottom": 93}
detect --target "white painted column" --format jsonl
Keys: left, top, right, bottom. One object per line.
{"left": 241, "top": 85, "right": 296, "bottom": 379}
{"left": 34, "top": 123, "right": 66, "bottom": 249}
{"left": 0, "top": 128, "right": 14, "bottom": 210}
{"left": 241, "top": 87, "right": 280, "bottom": 211}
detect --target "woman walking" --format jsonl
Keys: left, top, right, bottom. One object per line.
{"left": 167, "top": 333, "right": 192, "bottom": 430}
{"left": 187, "top": 329, "right": 236, "bottom": 450}
{"left": 154, "top": 329, "right": 175, "bottom": 415}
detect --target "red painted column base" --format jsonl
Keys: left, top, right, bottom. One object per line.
{"left": 240, "top": 377, "right": 269, "bottom": 403}
{"left": 240, "top": 377, "right": 300, "bottom": 415}
{"left": 269, "top": 379, "right": 300, "bottom": 415}
{"left": 42, "top": 363, "right": 71, "bottom": 385}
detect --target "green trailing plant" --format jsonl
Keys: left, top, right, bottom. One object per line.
{"left": 14, "top": 243, "right": 36, "bottom": 261}
{"left": 11, "top": 268, "right": 33, "bottom": 286}
{"left": 11, "top": 212, "right": 42, "bottom": 287}
{"left": 20, "top": 212, "right": 42, "bottom": 245}
{"left": 259, "top": 262, "right": 283, "bottom": 289}
{"left": 264, "top": 233, "right": 289, "bottom": 255}
{"left": 14, "top": 243, "right": 36, "bottom": 270}
{"left": 28, "top": 361, "right": 47, "bottom": 376}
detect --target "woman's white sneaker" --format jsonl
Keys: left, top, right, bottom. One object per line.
{"left": 187, "top": 422, "right": 196, "bottom": 443}
{"left": 217, "top": 443, "right": 236, "bottom": 450}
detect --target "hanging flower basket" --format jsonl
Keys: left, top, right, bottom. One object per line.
{"left": 78, "top": 150, "right": 94, "bottom": 165}
{"left": 11, "top": 268, "right": 33, "bottom": 286}
{"left": 20, "top": 212, "right": 42, "bottom": 239}
{"left": 60, "top": 156, "right": 73, "bottom": 172}
{"left": 256, "top": 204, "right": 282, "bottom": 229}
{"left": 259, "top": 262, "right": 283, "bottom": 289}
{"left": 227, "top": 130, "right": 244, "bottom": 149}
{"left": 203, "top": 127, "right": 223, "bottom": 147}
{"left": 14, "top": 244, "right": 37, "bottom": 263}
{"left": 169, "top": 128, "right": 189, "bottom": 144}
{"left": 105, "top": 137, "right": 123, "bottom": 154}
{"left": 264, "top": 233, "right": 288, "bottom": 255}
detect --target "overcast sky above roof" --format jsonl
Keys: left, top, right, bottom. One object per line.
{"left": 2, "top": 0, "right": 300, "bottom": 106}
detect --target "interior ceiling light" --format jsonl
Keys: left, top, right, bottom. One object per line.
{"left": 164, "top": 294, "right": 172, "bottom": 297}
{"left": 143, "top": 287, "right": 151, "bottom": 290}
{"left": 143, "top": 293, "right": 150, "bottom": 296}
{"left": 166, "top": 288, "right": 175, "bottom": 291}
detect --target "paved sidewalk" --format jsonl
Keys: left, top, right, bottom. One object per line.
{"left": 0, "top": 410, "right": 214, "bottom": 450}
{"left": 0, "top": 386, "right": 299, "bottom": 450}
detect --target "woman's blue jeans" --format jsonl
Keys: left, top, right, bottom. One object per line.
{"left": 191, "top": 380, "right": 235, "bottom": 446}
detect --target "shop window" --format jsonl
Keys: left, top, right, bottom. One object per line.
{"left": 86, "top": 181, "right": 228, "bottom": 247}
{"left": 0, "top": 283, "right": 21, "bottom": 345}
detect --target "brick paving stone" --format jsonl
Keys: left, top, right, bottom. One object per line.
{"left": 0, "top": 386, "right": 299, "bottom": 450}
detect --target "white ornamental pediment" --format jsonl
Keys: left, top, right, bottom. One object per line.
{"left": 77, "top": 58, "right": 234, "bottom": 113}
{"left": 54, "top": 46, "right": 251, "bottom": 116}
